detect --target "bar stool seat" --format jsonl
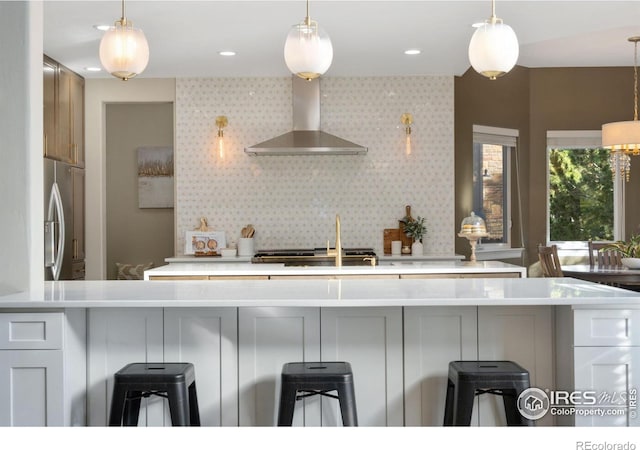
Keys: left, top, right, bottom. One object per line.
{"left": 277, "top": 361, "right": 358, "bottom": 426}
{"left": 109, "top": 362, "right": 200, "bottom": 426}
{"left": 443, "top": 360, "right": 534, "bottom": 426}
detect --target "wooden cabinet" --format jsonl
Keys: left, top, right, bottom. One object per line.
{"left": 71, "top": 167, "right": 85, "bottom": 265}
{"left": 43, "top": 56, "right": 57, "bottom": 159}
{"left": 0, "top": 313, "right": 65, "bottom": 426}
{"left": 43, "top": 55, "right": 84, "bottom": 167}
{"left": 573, "top": 309, "right": 640, "bottom": 426}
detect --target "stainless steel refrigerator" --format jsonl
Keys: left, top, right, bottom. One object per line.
{"left": 44, "top": 158, "right": 83, "bottom": 280}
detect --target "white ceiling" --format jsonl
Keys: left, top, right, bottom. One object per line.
{"left": 43, "top": 0, "right": 640, "bottom": 79}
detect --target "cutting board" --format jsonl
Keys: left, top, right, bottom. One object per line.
{"left": 383, "top": 228, "right": 412, "bottom": 255}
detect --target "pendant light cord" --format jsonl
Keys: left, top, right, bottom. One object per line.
{"left": 634, "top": 39, "right": 638, "bottom": 121}
{"left": 121, "top": 0, "right": 125, "bottom": 20}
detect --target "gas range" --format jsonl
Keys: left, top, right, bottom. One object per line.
{"left": 251, "top": 248, "right": 377, "bottom": 266}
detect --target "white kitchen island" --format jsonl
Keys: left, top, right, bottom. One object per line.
{"left": 143, "top": 260, "right": 527, "bottom": 280}
{"left": 0, "top": 277, "right": 639, "bottom": 428}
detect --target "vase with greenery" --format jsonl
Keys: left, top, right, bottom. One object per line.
{"left": 604, "top": 233, "right": 640, "bottom": 258}
{"left": 403, "top": 216, "right": 426, "bottom": 255}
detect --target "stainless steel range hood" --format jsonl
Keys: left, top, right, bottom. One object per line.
{"left": 245, "top": 77, "right": 367, "bottom": 156}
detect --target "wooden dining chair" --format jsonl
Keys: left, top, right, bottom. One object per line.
{"left": 588, "top": 240, "right": 623, "bottom": 268}
{"left": 538, "top": 244, "right": 563, "bottom": 277}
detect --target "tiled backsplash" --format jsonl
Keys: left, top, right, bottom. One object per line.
{"left": 175, "top": 76, "right": 454, "bottom": 255}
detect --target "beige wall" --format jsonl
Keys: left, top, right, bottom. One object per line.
{"left": 105, "top": 103, "right": 174, "bottom": 279}
{"left": 456, "top": 66, "right": 640, "bottom": 266}
{"left": 84, "top": 78, "right": 175, "bottom": 280}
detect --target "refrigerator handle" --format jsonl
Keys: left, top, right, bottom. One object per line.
{"left": 48, "top": 182, "right": 65, "bottom": 281}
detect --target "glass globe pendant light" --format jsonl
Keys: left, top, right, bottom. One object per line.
{"left": 99, "top": 0, "right": 150, "bottom": 80}
{"left": 468, "top": 0, "right": 519, "bottom": 80}
{"left": 284, "top": 0, "right": 333, "bottom": 81}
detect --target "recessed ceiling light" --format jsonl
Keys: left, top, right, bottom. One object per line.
{"left": 404, "top": 49, "right": 421, "bottom": 55}
{"left": 219, "top": 51, "right": 236, "bottom": 56}
{"left": 85, "top": 67, "right": 102, "bottom": 72}
{"left": 94, "top": 24, "right": 111, "bottom": 32}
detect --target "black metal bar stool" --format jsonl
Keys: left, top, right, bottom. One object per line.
{"left": 109, "top": 362, "right": 200, "bottom": 426}
{"left": 277, "top": 361, "right": 358, "bottom": 426}
{"left": 443, "top": 360, "right": 534, "bottom": 426}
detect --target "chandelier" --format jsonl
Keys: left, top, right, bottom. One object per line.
{"left": 603, "top": 37, "right": 640, "bottom": 182}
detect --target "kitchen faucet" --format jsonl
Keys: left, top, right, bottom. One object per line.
{"left": 326, "top": 214, "right": 342, "bottom": 267}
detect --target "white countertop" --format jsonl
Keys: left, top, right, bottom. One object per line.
{"left": 144, "top": 260, "right": 526, "bottom": 278}
{"left": 164, "top": 254, "right": 464, "bottom": 263}
{"left": 0, "top": 278, "right": 638, "bottom": 308}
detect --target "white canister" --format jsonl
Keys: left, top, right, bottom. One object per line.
{"left": 237, "top": 238, "right": 255, "bottom": 256}
{"left": 411, "top": 241, "right": 424, "bottom": 256}
{"left": 391, "top": 240, "right": 402, "bottom": 255}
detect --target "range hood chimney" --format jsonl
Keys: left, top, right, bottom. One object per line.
{"left": 245, "top": 77, "right": 367, "bottom": 156}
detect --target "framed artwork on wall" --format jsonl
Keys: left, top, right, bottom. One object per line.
{"left": 137, "top": 146, "right": 174, "bottom": 208}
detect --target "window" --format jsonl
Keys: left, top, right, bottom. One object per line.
{"left": 472, "top": 125, "right": 519, "bottom": 250}
{"left": 546, "top": 131, "right": 624, "bottom": 249}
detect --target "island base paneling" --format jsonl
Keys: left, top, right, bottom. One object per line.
{"left": 320, "top": 307, "right": 404, "bottom": 426}
{"left": 477, "top": 306, "right": 554, "bottom": 426}
{"left": 84, "top": 306, "right": 555, "bottom": 427}
{"left": 0, "top": 310, "right": 85, "bottom": 426}
{"left": 88, "top": 309, "right": 164, "bottom": 426}
{"left": 164, "top": 308, "right": 238, "bottom": 426}
{"left": 26, "top": 303, "right": 622, "bottom": 427}
{"left": 573, "top": 309, "right": 640, "bottom": 427}
{"left": 0, "top": 349, "right": 63, "bottom": 426}
{"left": 403, "top": 306, "right": 478, "bottom": 426}
{"left": 403, "top": 306, "right": 553, "bottom": 426}
{"left": 88, "top": 308, "right": 238, "bottom": 427}
{"left": 238, "top": 307, "right": 404, "bottom": 426}
{"left": 238, "top": 307, "right": 321, "bottom": 426}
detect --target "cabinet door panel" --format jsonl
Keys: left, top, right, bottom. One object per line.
{"left": 71, "top": 167, "right": 85, "bottom": 262}
{"left": 404, "top": 306, "right": 478, "bottom": 426}
{"left": 43, "top": 57, "right": 57, "bottom": 159}
{"left": 70, "top": 72, "right": 84, "bottom": 166}
{"left": 478, "top": 306, "right": 554, "bottom": 426}
{"left": 321, "top": 307, "right": 403, "bottom": 426}
{"left": 574, "top": 347, "right": 640, "bottom": 427}
{"left": 0, "top": 350, "right": 63, "bottom": 426}
{"left": 164, "top": 308, "right": 238, "bottom": 426}
{"left": 57, "top": 65, "right": 72, "bottom": 163}
{"left": 238, "top": 307, "right": 320, "bottom": 426}
{"left": 87, "top": 308, "right": 163, "bottom": 426}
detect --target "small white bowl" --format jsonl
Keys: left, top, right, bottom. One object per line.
{"left": 220, "top": 248, "right": 237, "bottom": 258}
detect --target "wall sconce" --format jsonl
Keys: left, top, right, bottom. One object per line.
{"left": 401, "top": 113, "right": 413, "bottom": 155}
{"left": 215, "top": 116, "right": 228, "bottom": 159}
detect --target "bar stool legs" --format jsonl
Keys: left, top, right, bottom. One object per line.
{"left": 443, "top": 360, "right": 534, "bottom": 426}
{"left": 277, "top": 362, "right": 358, "bottom": 426}
{"left": 109, "top": 363, "right": 200, "bottom": 427}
